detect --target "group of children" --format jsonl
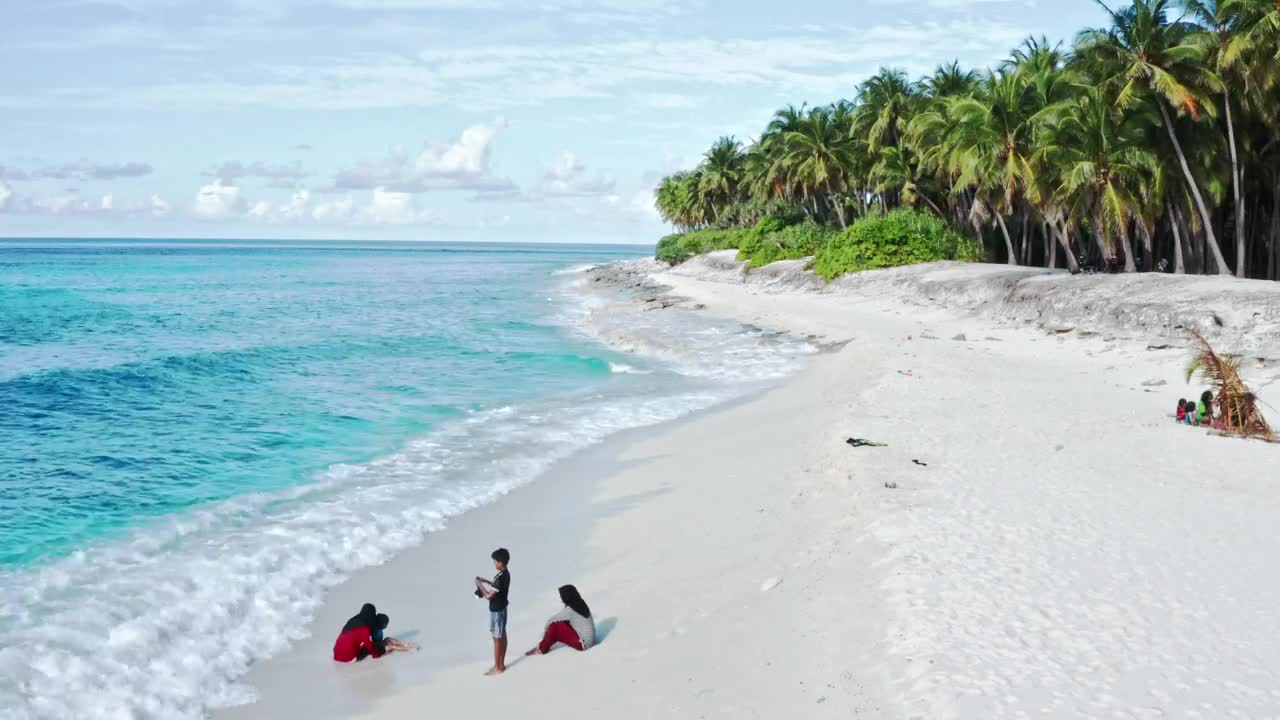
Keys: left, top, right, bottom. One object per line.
{"left": 333, "top": 547, "right": 597, "bottom": 677}
{"left": 1176, "top": 391, "right": 1217, "bottom": 427}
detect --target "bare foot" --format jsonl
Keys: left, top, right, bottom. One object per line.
{"left": 484, "top": 667, "right": 505, "bottom": 676}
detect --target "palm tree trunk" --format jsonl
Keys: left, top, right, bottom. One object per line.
{"left": 1118, "top": 219, "right": 1137, "bottom": 273}
{"left": 1136, "top": 217, "right": 1153, "bottom": 271}
{"left": 1046, "top": 222, "right": 1057, "bottom": 269}
{"left": 1020, "top": 209, "right": 1032, "bottom": 265}
{"left": 1224, "top": 87, "right": 1246, "bottom": 277}
{"left": 1051, "top": 220, "right": 1079, "bottom": 273}
{"left": 1157, "top": 101, "right": 1231, "bottom": 275}
{"left": 920, "top": 193, "right": 946, "bottom": 220}
{"left": 1271, "top": 185, "right": 1280, "bottom": 281}
{"left": 825, "top": 178, "right": 847, "bottom": 230}
{"left": 1169, "top": 203, "right": 1185, "bottom": 274}
{"left": 995, "top": 213, "right": 1018, "bottom": 266}
{"left": 1089, "top": 209, "right": 1110, "bottom": 269}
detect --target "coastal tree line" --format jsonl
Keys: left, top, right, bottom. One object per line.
{"left": 653, "top": 0, "right": 1280, "bottom": 279}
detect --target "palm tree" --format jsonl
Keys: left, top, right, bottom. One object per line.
{"left": 1078, "top": 0, "right": 1232, "bottom": 274}
{"left": 934, "top": 70, "right": 1044, "bottom": 264}
{"left": 871, "top": 146, "right": 947, "bottom": 218}
{"left": 1037, "top": 88, "right": 1161, "bottom": 271}
{"left": 776, "top": 106, "right": 858, "bottom": 228}
{"left": 648, "top": 0, "right": 1280, "bottom": 282}
{"left": 698, "top": 136, "right": 744, "bottom": 225}
{"left": 854, "top": 68, "right": 920, "bottom": 153}
{"left": 1183, "top": 0, "right": 1253, "bottom": 274}
{"left": 923, "top": 61, "right": 980, "bottom": 99}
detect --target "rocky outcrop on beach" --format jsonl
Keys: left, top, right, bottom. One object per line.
{"left": 651, "top": 251, "right": 1280, "bottom": 362}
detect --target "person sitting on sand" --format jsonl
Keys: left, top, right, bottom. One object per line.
{"left": 333, "top": 604, "right": 415, "bottom": 662}
{"left": 334, "top": 604, "right": 383, "bottom": 662}
{"left": 1198, "top": 391, "right": 1215, "bottom": 427}
{"left": 1176, "top": 399, "right": 1188, "bottom": 423}
{"left": 526, "top": 584, "right": 596, "bottom": 656}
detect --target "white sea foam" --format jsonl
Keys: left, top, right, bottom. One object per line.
{"left": 0, "top": 262, "right": 817, "bottom": 720}
{"left": 550, "top": 263, "right": 599, "bottom": 276}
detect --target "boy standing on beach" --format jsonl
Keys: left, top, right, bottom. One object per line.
{"left": 475, "top": 547, "right": 511, "bottom": 675}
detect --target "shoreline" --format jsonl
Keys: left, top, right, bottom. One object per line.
{"left": 215, "top": 385, "right": 779, "bottom": 720}
{"left": 224, "top": 257, "right": 1280, "bottom": 719}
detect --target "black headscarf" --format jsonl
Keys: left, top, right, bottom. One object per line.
{"left": 559, "top": 585, "right": 591, "bottom": 619}
{"left": 342, "top": 603, "right": 377, "bottom": 633}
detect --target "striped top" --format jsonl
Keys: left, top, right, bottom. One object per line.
{"left": 545, "top": 606, "right": 596, "bottom": 650}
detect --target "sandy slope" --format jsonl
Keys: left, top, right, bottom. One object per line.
{"left": 356, "top": 261, "right": 1279, "bottom": 720}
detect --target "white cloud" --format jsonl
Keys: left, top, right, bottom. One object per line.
{"left": 643, "top": 93, "right": 699, "bottom": 109}
{"left": 414, "top": 118, "right": 506, "bottom": 177}
{"left": 36, "top": 160, "right": 153, "bottom": 181}
{"left": 312, "top": 194, "right": 356, "bottom": 223}
{"left": 366, "top": 187, "right": 421, "bottom": 224}
{"left": 207, "top": 159, "right": 308, "bottom": 187}
{"left": 29, "top": 193, "right": 87, "bottom": 215}
{"left": 605, "top": 189, "right": 660, "bottom": 225}
{"left": 193, "top": 180, "right": 245, "bottom": 218}
{"left": 151, "top": 194, "right": 171, "bottom": 217}
{"left": 22, "top": 21, "right": 1031, "bottom": 112}
{"left": 247, "top": 190, "right": 312, "bottom": 222}
{"left": 0, "top": 182, "right": 12, "bottom": 211}
{"left": 0, "top": 160, "right": 152, "bottom": 182}
{"left": 536, "top": 151, "right": 615, "bottom": 197}
{"left": 334, "top": 120, "right": 517, "bottom": 195}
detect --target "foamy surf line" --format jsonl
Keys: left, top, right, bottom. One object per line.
{"left": 0, "top": 265, "right": 816, "bottom": 720}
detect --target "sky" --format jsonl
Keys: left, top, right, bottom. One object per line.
{"left": 0, "top": 0, "right": 1107, "bottom": 243}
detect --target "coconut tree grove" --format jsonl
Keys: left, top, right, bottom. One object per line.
{"left": 653, "top": 0, "right": 1280, "bottom": 279}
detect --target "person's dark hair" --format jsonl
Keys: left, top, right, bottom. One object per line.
{"left": 341, "top": 603, "right": 378, "bottom": 633}
{"left": 1177, "top": 399, "right": 1187, "bottom": 411}
{"left": 375, "top": 613, "right": 390, "bottom": 630}
{"left": 491, "top": 548, "right": 510, "bottom": 564}
{"left": 1201, "top": 390, "right": 1214, "bottom": 407}
{"left": 558, "top": 584, "right": 591, "bottom": 618}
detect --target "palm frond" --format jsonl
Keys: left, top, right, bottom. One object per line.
{"left": 1186, "top": 331, "right": 1273, "bottom": 439}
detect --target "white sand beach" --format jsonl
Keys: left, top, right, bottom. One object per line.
{"left": 230, "top": 259, "right": 1280, "bottom": 720}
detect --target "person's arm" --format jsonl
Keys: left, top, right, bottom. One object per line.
{"left": 383, "top": 638, "right": 417, "bottom": 652}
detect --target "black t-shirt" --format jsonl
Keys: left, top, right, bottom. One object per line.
{"left": 489, "top": 569, "right": 510, "bottom": 611}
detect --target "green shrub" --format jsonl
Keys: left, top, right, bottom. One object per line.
{"left": 811, "top": 208, "right": 980, "bottom": 280}
{"left": 743, "top": 221, "right": 837, "bottom": 268}
{"left": 656, "top": 228, "right": 745, "bottom": 265}
{"left": 655, "top": 233, "right": 690, "bottom": 264}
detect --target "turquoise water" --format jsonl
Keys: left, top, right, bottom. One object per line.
{"left": 0, "top": 240, "right": 644, "bottom": 566}
{"left": 0, "top": 239, "right": 814, "bottom": 719}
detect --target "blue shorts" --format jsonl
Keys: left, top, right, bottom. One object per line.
{"left": 489, "top": 609, "right": 507, "bottom": 639}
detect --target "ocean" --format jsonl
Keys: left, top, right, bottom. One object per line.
{"left": 0, "top": 239, "right": 813, "bottom": 719}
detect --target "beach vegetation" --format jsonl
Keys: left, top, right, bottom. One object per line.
{"left": 1186, "top": 332, "right": 1274, "bottom": 439}
{"left": 652, "top": 0, "right": 1280, "bottom": 281}
{"left": 812, "top": 209, "right": 982, "bottom": 279}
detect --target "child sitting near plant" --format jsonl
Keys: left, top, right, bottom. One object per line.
{"left": 1176, "top": 399, "right": 1188, "bottom": 423}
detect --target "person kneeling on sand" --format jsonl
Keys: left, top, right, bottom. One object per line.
{"left": 526, "top": 585, "right": 596, "bottom": 656}
{"left": 333, "top": 603, "right": 415, "bottom": 662}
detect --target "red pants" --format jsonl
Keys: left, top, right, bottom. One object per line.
{"left": 538, "top": 621, "right": 584, "bottom": 654}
